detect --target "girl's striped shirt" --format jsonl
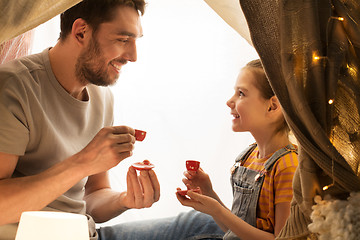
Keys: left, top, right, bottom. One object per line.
{"left": 242, "top": 145, "right": 298, "bottom": 233}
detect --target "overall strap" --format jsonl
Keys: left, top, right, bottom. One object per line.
{"left": 234, "top": 143, "right": 257, "bottom": 163}
{"left": 231, "top": 143, "right": 257, "bottom": 175}
{"left": 264, "top": 144, "right": 298, "bottom": 171}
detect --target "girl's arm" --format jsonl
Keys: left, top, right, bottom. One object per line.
{"left": 178, "top": 190, "right": 289, "bottom": 240}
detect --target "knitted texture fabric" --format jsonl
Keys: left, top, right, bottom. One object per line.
{"left": 309, "top": 192, "right": 360, "bottom": 240}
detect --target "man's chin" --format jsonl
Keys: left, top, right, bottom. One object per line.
{"left": 92, "top": 75, "right": 120, "bottom": 86}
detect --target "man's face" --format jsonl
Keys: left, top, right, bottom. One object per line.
{"left": 76, "top": 6, "right": 143, "bottom": 86}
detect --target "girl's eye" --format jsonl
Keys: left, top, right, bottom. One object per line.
{"left": 239, "top": 91, "right": 245, "bottom": 96}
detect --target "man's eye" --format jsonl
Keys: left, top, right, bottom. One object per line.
{"left": 117, "top": 39, "right": 129, "bottom": 43}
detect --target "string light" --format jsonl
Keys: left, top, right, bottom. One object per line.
{"left": 323, "top": 183, "right": 334, "bottom": 191}
{"left": 323, "top": 125, "right": 336, "bottom": 191}
{"left": 312, "top": 52, "right": 327, "bottom": 63}
{"left": 319, "top": 15, "right": 347, "bottom": 192}
{"left": 330, "top": 16, "right": 344, "bottom": 21}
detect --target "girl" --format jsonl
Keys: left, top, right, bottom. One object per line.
{"left": 177, "top": 59, "right": 299, "bottom": 240}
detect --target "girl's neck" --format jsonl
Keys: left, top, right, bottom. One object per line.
{"left": 253, "top": 130, "right": 291, "bottom": 159}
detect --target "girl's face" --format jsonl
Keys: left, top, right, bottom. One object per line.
{"left": 226, "top": 68, "right": 270, "bottom": 133}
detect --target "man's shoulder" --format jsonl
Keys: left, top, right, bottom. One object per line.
{"left": 0, "top": 50, "right": 50, "bottom": 92}
{"left": 0, "top": 50, "right": 47, "bottom": 80}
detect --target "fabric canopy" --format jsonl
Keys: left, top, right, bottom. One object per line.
{"left": 238, "top": 0, "right": 360, "bottom": 239}
{"left": 0, "top": 0, "right": 80, "bottom": 44}
{"left": 1, "top": 0, "right": 359, "bottom": 239}
{"left": 203, "top": 0, "right": 252, "bottom": 46}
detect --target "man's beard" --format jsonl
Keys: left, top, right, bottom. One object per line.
{"left": 75, "top": 37, "right": 117, "bottom": 87}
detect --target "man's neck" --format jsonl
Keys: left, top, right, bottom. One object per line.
{"left": 48, "top": 42, "right": 87, "bottom": 100}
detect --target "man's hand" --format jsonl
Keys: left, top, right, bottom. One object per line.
{"left": 74, "top": 126, "right": 136, "bottom": 176}
{"left": 84, "top": 164, "right": 160, "bottom": 223}
{"left": 120, "top": 166, "right": 160, "bottom": 209}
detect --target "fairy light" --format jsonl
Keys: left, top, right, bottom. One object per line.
{"left": 323, "top": 183, "right": 334, "bottom": 191}
{"left": 330, "top": 16, "right": 344, "bottom": 21}
{"left": 323, "top": 127, "right": 336, "bottom": 191}
{"left": 318, "top": 15, "right": 347, "bottom": 192}
{"left": 312, "top": 53, "right": 325, "bottom": 63}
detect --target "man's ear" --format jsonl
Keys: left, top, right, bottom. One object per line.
{"left": 71, "top": 18, "right": 88, "bottom": 45}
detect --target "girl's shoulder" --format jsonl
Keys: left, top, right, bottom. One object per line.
{"left": 272, "top": 148, "right": 299, "bottom": 173}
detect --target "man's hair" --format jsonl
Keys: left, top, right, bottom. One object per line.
{"left": 59, "top": 0, "right": 146, "bottom": 41}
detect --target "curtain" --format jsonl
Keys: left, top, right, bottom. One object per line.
{"left": 2, "top": 0, "right": 360, "bottom": 238}
{"left": 237, "top": 0, "right": 360, "bottom": 239}
{"left": 0, "top": 31, "right": 34, "bottom": 64}
{"left": 203, "top": 0, "right": 252, "bottom": 46}
{"left": 0, "top": 0, "right": 81, "bottom": 45}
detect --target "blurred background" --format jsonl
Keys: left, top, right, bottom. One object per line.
{"left": 31, "top": 0, "right": 259, "bottom": 226}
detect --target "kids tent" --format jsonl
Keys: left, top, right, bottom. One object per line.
{"left": 1, "top": 0, "right": 359, "bottom": 239}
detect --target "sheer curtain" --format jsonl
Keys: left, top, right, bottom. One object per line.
{"left": 0, "top": 0, "right": 80, "bottom": 44}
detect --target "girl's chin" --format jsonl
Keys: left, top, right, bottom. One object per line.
{"left": 231, "top": 125, "right": 244, "bottom": 132}
{"left": 232, "top": 126, "right": 240, "bottom": 132}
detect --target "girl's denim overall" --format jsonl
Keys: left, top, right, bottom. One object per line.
{"left": 223, "top": 144, "right": 297, "bottom": 240}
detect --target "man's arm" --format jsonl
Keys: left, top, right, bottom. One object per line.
{"left": 0, "top": 152, "right": 89, "bottom": 225}
{"left": 84, "top": 167, "right": 160, "bottom": 223}
{"left": 0, "top": 126, "right": 136, "bottom": 225}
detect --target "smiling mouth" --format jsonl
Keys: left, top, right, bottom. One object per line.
{"left": 110, "top": 61, "right": 122, "bottom": 72}
{"left": 231, "top": 113, "right": 240, "bottom": 119}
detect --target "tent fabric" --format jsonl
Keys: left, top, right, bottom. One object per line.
{"left": 203, "top": 0, "right": 252, "bottom": 46}
{"left": 0, "top": 0, "right": 81, "bottom": 45}
{"left": 238, "top": 0, "right": 360, "bottom": 239}
{"left": 1, "top": 0, "right": 360, "bottom": 239}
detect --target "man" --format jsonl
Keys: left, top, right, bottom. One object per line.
{"left": 0, "top": 0, "right": 160, "bottom": 239}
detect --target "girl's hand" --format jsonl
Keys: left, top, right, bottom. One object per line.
{"left": 176, "top": 188, "right": 223, "bottom": 217}
{"left": 182, "top": 168, "right": 214, "bottom": 196}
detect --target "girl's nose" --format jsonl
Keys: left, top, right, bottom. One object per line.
{"left": 226, "top": 98, "right": 234, "bottom": 108}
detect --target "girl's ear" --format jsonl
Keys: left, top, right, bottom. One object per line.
{"left": 267, "top": 96, "right": 281, "bottom": 112}
{"left": 71, "top": 18, "right": 88, "bottom": 46}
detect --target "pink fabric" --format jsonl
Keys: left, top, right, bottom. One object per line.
{"left": 0, "top": 30, "right": 34, "bottom": 64}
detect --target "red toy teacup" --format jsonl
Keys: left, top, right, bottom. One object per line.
{"left": 134, "top": 129, "right": 146, "bottom": 141}
{"left": 186, "top": 160, "right": 200, "bottom": 171}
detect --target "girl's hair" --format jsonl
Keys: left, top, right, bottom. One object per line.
{"left": 243, "top": 59, "right": 290, "bottom": 134}
{"left": 59, "top": 0, "right": 146, "bottom": 41}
